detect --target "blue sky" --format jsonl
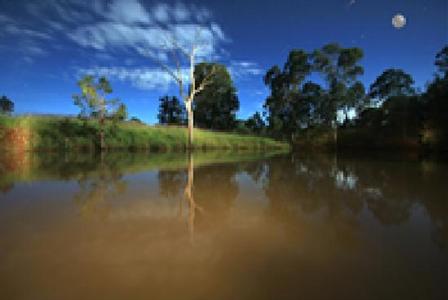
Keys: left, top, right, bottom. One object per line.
{"left": 0, "top": 0, "right": 446, "bottom": 123}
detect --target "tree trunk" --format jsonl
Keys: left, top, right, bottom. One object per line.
{"left": 185, "top": 152, "right": 195, "bottom": 242}
{"left": 99, "top": 99, "right": 106, "bottom": 152}
{"left": 99, "top": 115, "right": 105, "bottom": 151}
{"left": 186, "top": 101, "right": 194, "bottom": 149}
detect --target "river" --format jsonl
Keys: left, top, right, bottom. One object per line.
{"left": 0, "top": 151, "right": 447, "bottom": 299}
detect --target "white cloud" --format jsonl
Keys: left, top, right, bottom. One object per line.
{"left": 23, "top": 45, "right": 47, "bottom": 56}
{"left": 230, "top": 61, "right": 265, "bottom": 78}
{"left": 2, "top": 0, "right": 263, "bottom": 91}
{"left": 153, "top": 3, "right": 170, "bottom": 23}
{"left": 79, "top": 66, "right": 189, "bottom": 91}
{"left": 0, "top": 13, "right": 13, "bottom": 24}
{"left": 172, "top": 2, "right": 191, "bottom": 22}
{"left": 68, "top": 22, "right": 225, "bottom": 60}
{"left": 59, "top": 1, "right": 225, "bottom": 61}
{"left": 106, "top": 0, "right": 152, "bottom": 24}
{"left": 195, "top": 7, "right": 212, "bottom": 22}
{"left": 3, "top": 24, "right": 52, "bottom": 40}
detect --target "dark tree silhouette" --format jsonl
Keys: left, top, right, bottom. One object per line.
{"left": 0, "top": 96, "right": 14, "bottom": 115}
{"left": 245, "top": 112, "right": 265, "bottom": 134}
{"left": 369, "top": 68, "right": 415, "bottom": 103}
{"left": 435, "top": 46, "right": 448, "bottom": 78}
{"left": 157, "top": 96, "right": 186, "bottom": 125}
{"left": 193, "top": 63, "right": 239, "bottom": 130}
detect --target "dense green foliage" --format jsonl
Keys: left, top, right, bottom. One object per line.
{"left": 193, "top": 63, "right": 239, "bottom": 130}
{"left": 73, "top": 76, "right": 118, "bottom": 118}
{"left": 263, "top": 44, "right": 366, "bottom": 141}
{"left": 0, "top": 115, "right": 289, "bottom": 152}
{"left": 112, "top": 103, "right": 128, "bottom": 121}
{"left": 262, "top": 44, "right": 448, "bottom": 152}
{"left": 72, "top": 75, "right": 128, "bottom": 149}
{"left": 245, "top": 112, "right": 266, "bottom": 135}
{"left": 0, "top": 96, "right": 14, "bottom": 115}
{"left": 158, "top": 96, "right": 185, "bottom": 125}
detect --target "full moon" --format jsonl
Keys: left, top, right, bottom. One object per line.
{"left": 392, "top": 14, "right": 406, "bottom": 29}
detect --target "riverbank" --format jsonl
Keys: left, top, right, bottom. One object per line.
{"left": 292, "top": 127, "right": 448, "bottom": 153}
{"left": 0, "top": 115, "right": 289, "bottom": 152}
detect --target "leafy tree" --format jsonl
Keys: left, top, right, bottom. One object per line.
{"left": 300, "top": 81, "right": 328, "bottom": 126}
{"left": 193, "top": 63, "right": 239, "bottom": 130}
{"left": 312, "top": 43, "right": 364, "bottom": 125}
{"left": 310, "top": 43, "right": 365, "bottom": 147}
{"left": 0, "top": 96, "right": 14, "bottom": 115}
{"left": 381, "top": 95, "right": 423, "bottom": 140}
{"left": 73, "top": 75, "right": 119, "bottom": 150}
{"left": 284, "top": 50, "right": 312, "bottom": 91}
{"left": 369, "top": 69, "right": 415, "bottom": 103}
{"left": 356, "top": 107, "right": 383, "bottom": 129}
{"left": 435, "top": 45, "right": 448, "bottom": 78}
{"left": 111, "top": 103, "right": 128, "bottom": 121}
{"left": 263, "top": 49, "right": 312, "bottom": 139}
{"left": 422, "top": 48, "right": 448, "bottom": 148}
{"left": 345, "top": 81, "right": 367, "bottom": 121}
{"left": 130, "top": 117, "right": 143, "bottom": 124}
{"left": 245, "top": 112, "right": 265, "bottom": 134}
{"left": 158, "top": 96, "right": 186, "bottom": 125}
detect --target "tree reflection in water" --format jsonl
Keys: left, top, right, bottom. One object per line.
{"left": 1, "top": 150, "right": 447, "bottom": 252}
{"left": 72, "top": 154, "right": 127, "bottom": 219}
{"left": 157, "top": 153, "right": 203, "bottom": 242}
{"left": 244, "top": 153, "right": 448, "bottom": 253}
{"left": 184, "top": 153, "right": 205, "bottom": 242}
{"left": 158, "top": 152, "right": 239, "bottom": 243}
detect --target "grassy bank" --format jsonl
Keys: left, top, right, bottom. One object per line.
{"left": 0, "top": 115, "right": 289, "bottom": 152}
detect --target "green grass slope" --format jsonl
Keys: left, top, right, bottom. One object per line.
{"left": 0, "top": 115, "right": 289, "bottom": 152}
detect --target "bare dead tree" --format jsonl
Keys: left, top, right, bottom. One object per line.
{"left": 152, "top": 28, "right": 217, "bottom": 149}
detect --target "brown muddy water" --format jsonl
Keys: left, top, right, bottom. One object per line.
{"left": 0, "top": 152, "right": 447, "bottom": 300}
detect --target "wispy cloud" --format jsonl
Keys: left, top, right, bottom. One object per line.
{"left": 0, "top": 13, "right": 13, "bottom": 24}
{"left": 230, "top": 61, "right": 265, "bottom": 78}
{"left": 80, "top": 59, "right": 265, "bottom": 92}
{"left": 1, "top": 0, "right": 262, "bottom": 89}
{"left": 79, "top": 66, "right": 189, "bottom": 91}
{"left": 64, "top": 1, "right": 227, "bottom": 60}
{"left": 105, "top": 0, "right": 152, "bottom": 24}
{"left": 3, "top": 24, "right": 52, "bottom": 40}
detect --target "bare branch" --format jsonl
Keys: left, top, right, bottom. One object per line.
{"left": 164, "top": 32, "right": 191, "bottom": 59}
{"left": 157, "top": 61, "right": 182, "bottom": 84}
{"left": 191, "top": 65, "right": 217, "bottom": 99}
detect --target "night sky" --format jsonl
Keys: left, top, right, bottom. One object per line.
{"left": 0, "top": 0, "right": 446, "bottom": 123}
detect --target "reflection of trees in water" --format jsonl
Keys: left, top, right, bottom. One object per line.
{"left": 158, "top": 169, "right": 187, "bottom": 199}
{"left": 262, "top": 153, "right": 448, "bottom": 251}
{"left": 157, "top": 154, "right": 239, "bottom": 242}
{"left": 264, "top": 154, "right": 363, "bottom": 218}
{"left": 418, "top": 162, "right": 448, "bottom": 251}
{"left": 239, "top": 160, "right": 268, "bottom": 184}
{"left": 349, "top": 160, "right": 417, "bottom": 225}
{"left": 73, "top": 155, "right": 127, "bottom": 219}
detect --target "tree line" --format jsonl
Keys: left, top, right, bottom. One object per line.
{"left": 156, "top": 44, "right": 448, "bottom": 151}
{"left": 3, "top": 42, "right": 447, "bottom": 152}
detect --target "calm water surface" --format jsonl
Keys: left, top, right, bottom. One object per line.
{"left": 0, "top": 152, "right": 447, "bottom": 300}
